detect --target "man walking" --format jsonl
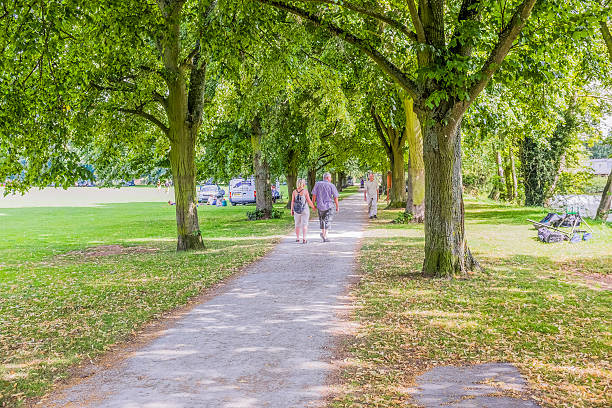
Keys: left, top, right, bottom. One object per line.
{"left": 364, "top": 172, "right": 379, "bottom": 219}
{"left": 311, "top": 172, "right": 339, "bottom": 242}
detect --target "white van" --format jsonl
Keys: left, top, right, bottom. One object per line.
{"left": 229, "top": 177, "right": 256, "bottom": 205}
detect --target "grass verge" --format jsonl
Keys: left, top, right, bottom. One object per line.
{"left": 331, "top": 198, "right": 611, "bottom": 408}
{"left": 0, "top": 201, "right": 293, "bottom": 407}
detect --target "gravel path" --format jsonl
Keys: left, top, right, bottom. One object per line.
{"left": 41, "top": 193, "right": 367, "bottom": 408}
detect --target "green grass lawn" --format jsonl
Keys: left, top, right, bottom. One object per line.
{"left": 331, "top": 198, "right": 611, "bottom": 408}
{"left": 0, "top": 201, "right": 294, "bottom": 407}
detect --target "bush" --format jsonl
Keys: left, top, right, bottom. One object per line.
{"left": 246, "top": 208, "right": 284, "bottom": 220}
{"left": 555, "top": 171, "right": 596, "bottom": 195}
{"left": 392, "top": 212, "right": 413, "bottom": 224}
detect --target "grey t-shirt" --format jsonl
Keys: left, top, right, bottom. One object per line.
{"left": 365, "top": 180, "right": 378, "bottom": 197}
{"left": 311, "top": 180, "right": 339, "bottom": 211}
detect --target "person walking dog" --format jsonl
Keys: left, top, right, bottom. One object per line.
{"left": 291, "top": 178, "right": 315, "bottom": 244}
{"left": 364, "top": 172, "right": 379, "bottom": 219}
{"left": 311, "top": 172, "right": 339, "bottom": 242}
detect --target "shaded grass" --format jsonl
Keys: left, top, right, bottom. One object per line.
{"left": 331, "top": 199, "right": 612, "bottom": 408}
{"left": 0, "top": 202, "right": 293, "bottom": 407}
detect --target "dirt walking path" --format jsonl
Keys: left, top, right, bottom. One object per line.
{"left": 41, "top": 193, "right": 367, "bottom": 408}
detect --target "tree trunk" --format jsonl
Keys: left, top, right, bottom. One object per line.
{"left": 596, "top": 170, "right": 612, "bottom": 221}
{"left": 510, "top": 146, "right": 518, "bottom": 201}
{"left": 422, "top": 116, "right": 476, "bottom": 278}
{"left": 285, "top": 149, "right": 298, "bottom": 209}
{"left": 169, "top": 129, "right": 205, "bottom": 251}
{"left": 286, "top": 172, "right": 297, "bottom": 209}
{"left": 251, "top": 117, "right": 273, "bottom": 217}
{"left": 504, "top": 152, "right": 513, "bottom": 201}
{"left": 544, "top": 154, "right": 564, "bottom": 205}
{"left": 307, "top": 168, "right": 317, "bottom": 192}
{"left": 381, "top": 168, "right": 388, "bottom": 195}
{"left": 158, "top": 1, "right": 205, "bottom": 251}
{"left": 389, "top": 143, "right": 406, "bottom": 207}
{"left": 488, "top": 151, "right": 504, "bottom": 201}
{"left": 371, "top": 106, "right": 406, "bottom": 208}
{"left": 404, "top": 96, "right": 425, "bottom": 222}
{"left": 337, "top": 171, "right": 345, "bottom": 191}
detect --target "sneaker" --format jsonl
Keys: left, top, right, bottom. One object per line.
{"left": 369, "top": 216, "right": 373, "bottom": 219}
{"left": 373, "top": 215, "right": 377, "bottom": 219}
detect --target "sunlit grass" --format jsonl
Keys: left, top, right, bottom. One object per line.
{"left": 332, "top": 199, "right": 612, "bottom": 408}
{"left": 0, "top": 201, "right": 293, "bottom": 407}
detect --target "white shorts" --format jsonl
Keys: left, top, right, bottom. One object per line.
{"left": 293, "top": 209, "right": 310, "bottom": 227}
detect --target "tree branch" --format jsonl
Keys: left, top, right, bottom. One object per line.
{"left": 257, "top": 0, "right": 420, "bottom": 101}
{"left": 460, "top": 0, "right": 537, "bottom": 115}
{"left": 600, "top": 20, "right": 612, "bottom": 62}
{"left": 118, "top": 107, "right": 169, "bottom": 135}
{"left": 90, "top": 82, "right": 137, "bottom": 93}
{"left": 370, "top": 106, "right": 392, "bottom": 159}
{"left": 316, "top": 158, "right": 334, "bottom": 171}
{"left": 406, "top": 0, "right": 426, "bottom": 43}
{"left": 152, "top": 91, "right": 169, "bottom": 112}
{"left": 320, "top": 120, "right": 338, "bottom": 140}
{"left": 297, "top": 0, "right": 418, "bottom": 42}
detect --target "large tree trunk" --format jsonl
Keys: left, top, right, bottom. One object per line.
{"left": 285, "top": 149, "right": 298, "bottom": 209}
{"left": 422, "top": 116, "right": 476, "bottom": 278}
{"left": 158, "top": 1, "right": 205, "bottom": 251}
{"left": 404, "top": 96, "right": 425, "bottom": 222}
{"left": 596, "top": 170, "right": 612, "bottom": 221}
{"left": 169, "top": 127, "right": 204, "bottom": 251}
{"left": 251, "top": 117, "right": 273, "bottom": 217}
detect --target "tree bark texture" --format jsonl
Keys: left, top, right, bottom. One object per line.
{"left": 596, "top": 170, "right": 612, "bottom": 221}
{"left": 170, "top": 131, "right": 204, "bottom": 251}
{"left": 422, "top": 116, "right": 476, "bottom": 277}
{"left": 251, "top": 117, "right": 273, "bottom": 217}
{"left": 371, "top": 106, "right": 406, "bottom": 208}
{"left": 404, "top": 96, "right": 425, "bottom": 222}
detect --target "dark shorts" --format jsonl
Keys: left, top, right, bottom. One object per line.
{"left": 318, "top": 208, "right": 334, "bottom": 230}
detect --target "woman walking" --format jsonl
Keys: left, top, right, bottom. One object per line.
{"left": 291, "top": 178, "right": 315, "bottom": 243}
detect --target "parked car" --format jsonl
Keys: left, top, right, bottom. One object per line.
{"left": 229, "top": 177, "right": 255, "bottom": 205}
{"left": 197, "top": 184, "right": 225, "bottom": 203}
{"left": 229, "top": 177, "right": 281, "bottom": 205}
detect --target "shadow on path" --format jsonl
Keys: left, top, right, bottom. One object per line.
{"left": 41, "top": 194, "right": 368, "bottom": 408}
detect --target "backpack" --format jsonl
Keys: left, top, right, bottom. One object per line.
{"left": 293, "top": 190, "right": 306, "bottom": 214}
